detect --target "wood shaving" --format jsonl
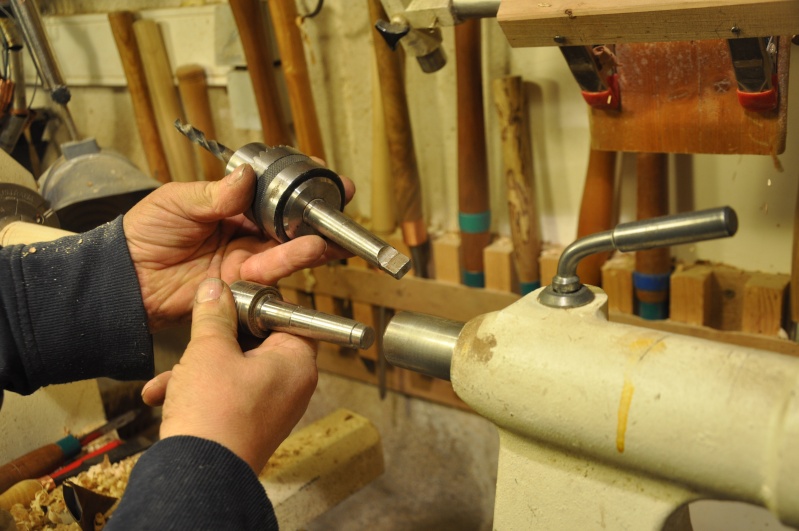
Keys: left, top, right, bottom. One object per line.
{"left": 9, "top": 453, "right": 140, "bottom": 530}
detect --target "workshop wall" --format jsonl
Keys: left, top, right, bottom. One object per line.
{"left": 23, "top": 1, "right": 799, "bottom": 529}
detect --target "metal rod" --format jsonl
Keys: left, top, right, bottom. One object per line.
{"left": 303, "top": 199, "right": 411, "bottom": 279}
{"left": 383, "top": 311, "right": 464, "bottom": 381}
{"left": 231, "top": 280, "right": 375, "bottom": 350}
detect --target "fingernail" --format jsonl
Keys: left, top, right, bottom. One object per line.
{"left": 141, "top": 379, "right": 159, "bottom": 397}
{"left": 229, "top": 163, "right": 248, "bottom": 183}
{"left": 197, "top": 278, "right": 224, "bottom": 303}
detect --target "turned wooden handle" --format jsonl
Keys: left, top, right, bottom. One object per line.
{"left": 635, "top": 152, "right": 670, "bottom": 277}
{"left": 0, "top": 479, "right": 45, "bottom": 510}
{"left": 229, "top": 0, "right": 291, "bottom": 147}
{"left": 176, "top": 64, "right": 223, "bottom": 181}
{"left": 575, "top": 148, "right": 616, "bottom": 286}
{"left": 367, "top": 0, "right": 426, "bottom": 247}
{"left": 370, "top": 52, "right": 396, "bottom": 235}
{"left": 456, "top": 19, "right": 491, "bottom": 286}
{"left": 108, "top": 11, "right": 171, "bottom": 184}
{"left": 493, "top": 76, "right": 541, "bottom": 290}
{"left": 0, "top": 444, "right": 65, "bottom": 495}
{"left": 132, "top": 19, "right": 198, "bottom": 182}
{"left": 267, "top": 0, "right": 325, "bottom": 158}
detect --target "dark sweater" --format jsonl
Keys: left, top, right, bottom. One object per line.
{"left": 0, "top": 217, "right": 277, "bottom": 529}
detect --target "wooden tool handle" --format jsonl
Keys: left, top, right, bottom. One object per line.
{"left": 367, "top": 0, "right": 427, "bottom": 241}
{"left": 0, "top": 444, "right": 64, "bottom": 494}
{"left": 370, "top": 51, "right": 396, "bottom": 235}
{"left": 229, "top": 0, "right": 291, "bottom": 147}
{"left": 576, "top": 148, "right": 616, "bottom": 286}
{"left": 0, "top": 479, "right": 45, "bottom": 510}
{"left": 108, "top": 11, "right": 171, "bottom": 184}
{"left": 493, "top": 76, "right": 541, "bottom": 292}
{"left": 635, "top": 152, "right": 669, "bottom": 276}
{"left": 456, "top": 19, "right": 491, "bottom": 287}
{"left": 176, "top": 64, "right": 223, "bottom": 181}
{"left": 792, "top": 189, "right": 799, "bottom": 329}
{"left": 132, "top": 19, "right": 198, "bottom": 182}
{"left": 267, "top": 0, "right": 325, "bottom": 158}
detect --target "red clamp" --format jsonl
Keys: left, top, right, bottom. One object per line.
{"left": 581, "top": 73, "right": 620, "bottom": 111}
{"left": 737, "top": 74, "right": 778, "bottom": 112}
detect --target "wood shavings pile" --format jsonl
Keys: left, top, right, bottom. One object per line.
{"left": 9, "top": 453, "right": 140, "bottom": 531}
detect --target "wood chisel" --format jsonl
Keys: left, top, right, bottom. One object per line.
{"left": 492, "top": 75, "right": 541, "bottom": 295}
{"left": 367, "top": 0, "right": 431, "bottom": 278}
{"left": 455, "top": 19, "right": 492, "bottom": 288}
{"left": 0, "top": 410, "right": 137, "bottom": 494}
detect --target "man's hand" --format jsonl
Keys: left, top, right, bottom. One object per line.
{"left": 123, "top": 164, "right": 352, "bottom": 332}
{"left": 145, "top": 278, "right": 317, "bottom": 473}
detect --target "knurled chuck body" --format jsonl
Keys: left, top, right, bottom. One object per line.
{"left": 226, "top": 143, "right": 345, "bottom": 243}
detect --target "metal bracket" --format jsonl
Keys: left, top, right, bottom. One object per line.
{"left": 727, "top": 36, "right": 779, "bottom": 112}
{"left": 559, "top": 44, "right": 621, "bottom": 111}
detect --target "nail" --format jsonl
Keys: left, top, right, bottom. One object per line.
{"left": 141, "top": 378, "right": 159, "bottom": 397}
{"left": 197, "top": 278, "right": 224, "bottom": 303}
{"left": 229, "top": 163, "right": 248, "bottom": 184}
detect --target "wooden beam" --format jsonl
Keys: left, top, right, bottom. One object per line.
{"left": 498, "top": 0, "right": 799, "bottom": 48}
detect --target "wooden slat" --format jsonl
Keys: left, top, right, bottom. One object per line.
{"left": 484, "top": 237, "right": 518, "bottom": 293}
{"left": 590, "top": 39, "right": 789, "bottom": 155}
{"left": 741, "top": 272, "right": 790, "bottom": 335}
{"left": 497, "top": 0, "right": 799, "bottom": 48}
{"left": 602, "top": 253, "right": 635, "bottom": 314}
{"left": 432, "top": 233, "right": 462, "bottom": 284}
{"left": 279, "top": 265, "right": 520, "bottom": 323}
{"left": 670, "top": 265, "right": 714, "bottom": 326}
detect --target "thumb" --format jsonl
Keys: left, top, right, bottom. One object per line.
{"left": 180, "top": 164, "right": 256, "bottom": 223}
{"left": 189, "top": 278, "right": 240, "bottom": 350}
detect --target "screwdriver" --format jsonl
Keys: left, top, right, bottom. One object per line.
{"left": 174, "top": 120, "right": 411, "bottom": 280}
{"left": 0, "top": 410, "right": 137, "bottom": 494}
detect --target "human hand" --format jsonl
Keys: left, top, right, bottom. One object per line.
{"left": 145, "top": 277, "right": 317, "bottom": 473}
{"left": 123, "top": 164, "right": 354, "bottom": 332}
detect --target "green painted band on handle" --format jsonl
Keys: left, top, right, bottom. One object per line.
{"left": 638, "top": 301, "right": 669, "bottom": 321}
{"left": 55, "top": 435, "right": 81, "bottom": 458}
{"left": 463, "top": 270, "right": 485, "bottom": 288}
{"left": 520, "top": 281, "right": 541, "bottom": 295}
{"left": 458, "top": 211, "right": 491, "bottom": 234}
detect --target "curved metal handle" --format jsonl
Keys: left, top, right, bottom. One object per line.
{"left": 538, "top": 207, "right": 738, "bottom": 308}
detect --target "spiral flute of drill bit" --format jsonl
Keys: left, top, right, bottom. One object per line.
{"left": 231, "top": 281, "right": 375, "bottom": 349}
{"left": 174, "top": 120, "right": 411, "bottom": 279}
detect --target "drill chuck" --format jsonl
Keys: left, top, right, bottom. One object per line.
{"left": 231, "top": 280, "right": 375, "bottom": 350}
{"left": 174, "top": 121, "right": 411, "bottom": 279}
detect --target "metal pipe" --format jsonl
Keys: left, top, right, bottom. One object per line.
{"left": 231, "top": 280, "right": 375, "bottom": 350}
{"left": 539, "top": 207, "right": 738, "bottom": 308}
{"left": 452, "top": 0, "right": 501, "bottom": 19}
{"left": 383, "top": 311, "right": 464, "bottom": 380}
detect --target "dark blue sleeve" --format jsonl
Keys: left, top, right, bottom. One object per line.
{"left": 106, "top": 436, "right": 278, "bottom": 531}
{"left": 0, "top": 217, "right": 153, "bottom": 396}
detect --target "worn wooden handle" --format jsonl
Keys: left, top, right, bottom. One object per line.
{"left": 370, "top": 52, "right": 396, "bottom": 235}
{"left": 635, "top": 152, "right": 670, "bottom": 318}
{"left": 0, "top": 445, "right": 63, "bottom": 495}
{"left": 493, "top": 76, "right": 541, "bottom": 290}
{"left": 456, "top": 19, "right": 491, "bottom": 286}
{"left": 367, "top": 0, "right": 426, "bottom": 242}
{"left": 132, "top": 19, "right": 198, "bottom": 182}
{"left": 176, "top": 64, "right": 223, "bottom": 181}
{"left": 792, "top": 189, "right": 799, "bottom": 327}
{"left": 576, "top": 148, "right": 616, "bottom": 286}
{"left": 267, "top": 0, "right": 325, "bottom": 158}
{"left": 0, "top": 479, "right": 45, "bottom": 510}
{"left": 229, "top": 0, "right": 291, "bottom": 147}
{"left": 108, "top": 11, "right": 171, "bottom": 184}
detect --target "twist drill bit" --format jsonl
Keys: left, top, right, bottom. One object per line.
{"left": 175, "top": 121, "right": 411, "bottom": 279}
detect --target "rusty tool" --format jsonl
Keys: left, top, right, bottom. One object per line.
{"left": 634, "top": 152, "right": 671, "bottom": 319}
{"left": 493, "top": 75, "right": 541, "bottom": 295}
{"left": 175, "top": 121, "right": 410, "bottom": 279}
{"left": 229, "top": 0, "right": 292, "bottom": 146}
{"left": 367, "top": 0, "right": 431, "bottom": 278}
{"left": 108, "top": 11, "right": 171, "bottom": 184}
{"left": 455, "top": 19, "right": 492, "bottom": 288}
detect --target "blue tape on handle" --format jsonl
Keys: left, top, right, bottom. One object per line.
{"left": 633, "top": 271, "right": 671, "bottom": 291}
{"left": 520, "top": 281, "right": 541, "bottom": 295}
{"left": 458, "top": 211, "right": 491, "bottom": 234}
{"left": 463, "top": 270, "right": 485, "bottom": 288}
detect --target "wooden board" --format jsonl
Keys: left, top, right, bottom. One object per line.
{"left": 590, "top": 38, "right": 789, "bottom": 155}
{"left": 497, "top": 0, "right": 799, "bottom": 48}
